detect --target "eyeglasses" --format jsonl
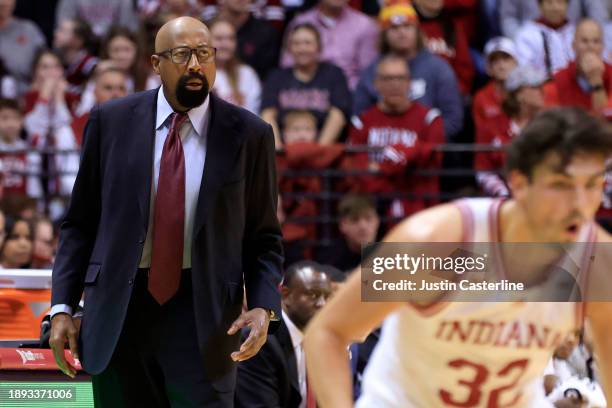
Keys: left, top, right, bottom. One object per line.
{"left": 377, "top": 74, "right": 410, "bottom": 82}
{"left": 155, "top": 46, "right": 216, "bottom": 65}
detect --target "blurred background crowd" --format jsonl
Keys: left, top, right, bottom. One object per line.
{"left": 0, "top": 0, "right": 611, "bottom": 404}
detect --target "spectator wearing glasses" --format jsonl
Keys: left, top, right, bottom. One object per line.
{"left": 349, "top": 55, "right": 444, "bottom": 221}
{"left": 354, "top": 0, "right": 463, "bottom": 141}
{"left": 49, "top": 17, "right": 282, "bottom": 406}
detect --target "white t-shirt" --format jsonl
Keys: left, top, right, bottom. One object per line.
{"left": 212, "top": 64, "right": 261, "bottom": 114}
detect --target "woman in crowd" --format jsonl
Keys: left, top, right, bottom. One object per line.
{"left": 475, "top": 65, "right": 546, "bottom": 197}
{"left": 77, "top": 26, "right": 144, "bottom": 115}
{"left": 412, "top": 0, "right": 474, "bottom": 95}
{"left": 210, "top": 19, "right": 261, "bottom": 114}
{"left": 23, "top": 50, "right": 80, "bottom": 217}
{"left": 261, "top": 23, "right": 352, "bottom": 148}
{"left": 0, "top": 217, "right": 34, "bottom": 269}
{"left": 23, "top": 50, "right": 79, "bottom": 115}
{"left": 102, "top": 26, "right": 146, "bottom": 92}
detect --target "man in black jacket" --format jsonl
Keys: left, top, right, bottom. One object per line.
{"left": 236, "top": 261, "right": 332, "bottom": 407}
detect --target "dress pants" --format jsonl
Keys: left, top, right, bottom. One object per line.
{"left": 92, "top": 269, "right": 233, "bottom": 408}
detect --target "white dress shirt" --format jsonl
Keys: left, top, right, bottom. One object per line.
{"left": 139, "top": 88, "right": 209, "bottom": 268}
{"left": 283, "top": 310, "right": 307, "bottom": 408}
{"left": 50, "top": 88, "right": 209, "bottom": 318}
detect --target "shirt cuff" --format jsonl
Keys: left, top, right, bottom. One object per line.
{"left": 50, "top": 304, "right": 73, "bottom": 318}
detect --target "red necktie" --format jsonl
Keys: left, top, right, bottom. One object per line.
{"left": 148, "top": 112, "right": 188, "bottom": 305}
{"left": 306, "top": 373, "right": 317, "bottom": 408}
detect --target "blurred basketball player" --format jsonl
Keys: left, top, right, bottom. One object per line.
{"left": 304, "top": 107, "right": 612, "bottom": 407}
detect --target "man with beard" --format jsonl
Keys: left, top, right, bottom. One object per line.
{"left": 48, "top": 16, "right": 283, "bottom": 407}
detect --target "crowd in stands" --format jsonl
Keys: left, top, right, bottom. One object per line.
{"left": 0, "top": 0, "right": 611, "bottom": 405}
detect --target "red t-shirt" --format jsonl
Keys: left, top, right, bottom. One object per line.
{"left": 349, "top": 103, "right": 444, "bottom": 218}
{"left": 544, "top": 61, "right": 612, "bottom": 116}
{"left": 473, "top": 81, "right": 507, "bottom": 137}
{"left": 419, "top": 16, "right": 475, "bottom": 95}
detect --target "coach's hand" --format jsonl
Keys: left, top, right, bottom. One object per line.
{"left": 227, "top": 308, "right": 270, "bottom": 362}
{"left": 49, "top": 313, "right": 80, "bottom": 378}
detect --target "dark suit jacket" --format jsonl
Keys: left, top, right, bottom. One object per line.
{"left": 51, "top": 90, "right": 283, "bottom": 392}
{"left": 235, "top": 319, "right": 302, "bottom": 408}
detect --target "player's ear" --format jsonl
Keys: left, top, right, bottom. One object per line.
{"left": 507, "top": 169, "right": 528, "bottom": 199}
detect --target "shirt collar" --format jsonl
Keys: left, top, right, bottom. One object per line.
{"left": 282, "top": 310, "right": 304, "bottom": 349}
{"left": 155, "top": 86, "right": 210, "bottom": 136}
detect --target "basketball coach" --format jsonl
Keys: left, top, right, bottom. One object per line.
{"left": 49, "top": 16, "right": 283, "bottom": 407}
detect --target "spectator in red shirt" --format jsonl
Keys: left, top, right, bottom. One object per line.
{"left": 544, "top": 19, "right": 612, "bottom": 118}
{"left": 473, "top": 37, "right": 518, "bottom": 140}
{"left": 277, "top": 110, "right": 346, "bottom": 264}
{"left": 349, "top": 55, "right": 444, "bottom": 220}
{"left": 475, "top": 65, "right": 546, "bottom": 197}
{"left": 412, "top": 0, "right": 475, "bottom": 94}
{"left": 53, "top": 18, "right": 98, "bottom": 95}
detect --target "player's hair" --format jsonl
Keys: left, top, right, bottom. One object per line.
{"left": 282, "top": 260, "right": 323, "bottom": 288}
{"left": 338, "top": 193, "right": 377, "bottom": 220}
{"left": 0, "top": 98, "right": 20, "bottom": 114}
{"left": 283, "top": 110, "right": 317, "bottom": 130}
{"left": 506, "top": 107, "right": 612, "bottom": 178}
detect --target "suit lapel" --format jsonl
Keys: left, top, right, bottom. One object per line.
{"left": 192, "top": 94, "right": 244, "bottom": 239}
{"left": 132, "top": 89, "right": 158, "bottom": 232}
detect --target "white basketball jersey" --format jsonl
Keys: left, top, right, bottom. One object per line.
{"left": 356, "top": 198, "right": 593, "bottom": 408}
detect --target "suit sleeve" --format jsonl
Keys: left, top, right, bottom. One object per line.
{"left": 51, "top": 105, "right": 102, "bottom": 311}
{"left": 235, "top": 339, "right": 283, "bottom": 408}
{"left": 243, "top": 124, "right": 283, "bottom": 330}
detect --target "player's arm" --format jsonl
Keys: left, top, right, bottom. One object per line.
{"left": 585, "top": 228, "right": 612, "bottom": 402}
{"left": 585, "top": 302, "right": 612, "bottom": 402}
{"left": 303, "top": 204, "right": 463, "bottom": 407}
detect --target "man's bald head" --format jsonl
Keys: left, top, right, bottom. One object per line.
{"left": 151, "top": 16, "right": 216, "bottom": 112}
{"left": 573, "top": 18, "right": 604, "bottom": 59}
{"left": 155, "top": 16, "right": 211, "bottom": 53}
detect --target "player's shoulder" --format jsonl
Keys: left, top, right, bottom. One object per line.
{"left": 384, "top": 203, "right": 464, "bottom": 243}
